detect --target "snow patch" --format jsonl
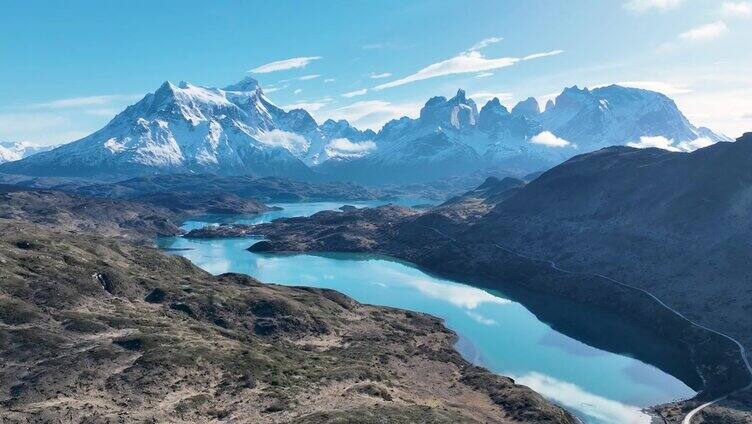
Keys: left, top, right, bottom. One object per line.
{"left": 104, "top": 138, "right": 125, "bottom": 153}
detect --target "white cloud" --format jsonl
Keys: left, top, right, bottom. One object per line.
{"left": 282, "top": 101, "right": 328, "bottom": 111}
{"left": 721, "top": 1, "right": 752, "bottom": 17}
{"left": 530, "top": 131, "right": 572, "bottom": 147}
{"left": 475, "top": 72, "right": 494, "bottom": 78}
{"left": 326, "top": 100, "right": 421, "bottom": 131}
{"left": 31, "top": 94, "right": 141, "bottom": 109}
{"left": 624, "top": 0, "right": 684, "bottom": 12}
{"left": 512, "top": 372, "right": 651, "bottom": 424}
{"left": 627, "top": 135, "right": 718, "bottom": 152}
{"left": 298, "top": 74, "right": 320, "bottom": 81}
{"left": 324, "top": 78, "right": 336, "bottom": 83}
{"left": 522, "top": 50, "right": 565, "bottom": 61}
{"left": 467, "top": 37, "right": 503, "bottom": 52}
{"left": 342, "top": 89, "right": 368, "bottom": 98}
{"left": 465, "top": 311, "right": 498, "bottom": 326}
{"left": 294, "top": 89, "right": 303, "bottom": 95}
{"left": 627, "top": 135, "right": 680, "bottom": 151}
{"left": 324, "top": 138, "right": 377, "bottom": 159}
{"left": 374, "top": 49, "right": 561, "bottom": 90}
{"left": 255, "top": 129, "right": 310, "bottom": 156}
{"left": 679, "top": 21, "right": 728, "bottom": 41}
{"left": 249, "top": 56, "right": 322, "bottom": 74}
{"left": 613, "top": 81, "right": 692, "bottom": 95}
{"left": 397, "top": 276, "right": 512, "bottom": 309}
{"left": 369, "top": 72, "right": 392, "bottom": 79}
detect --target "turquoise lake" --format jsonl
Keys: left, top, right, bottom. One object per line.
{"left": 158, "top": 200, "right": 697, "bottom": 424}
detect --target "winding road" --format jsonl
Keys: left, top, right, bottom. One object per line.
{"left": 415, "top": 223, "right": 752, "bottom": 423}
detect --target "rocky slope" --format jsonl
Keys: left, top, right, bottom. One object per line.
{"left": 0, "top": 218, "right": 575, "bottom": 423}
{"left": 0, "top": 173, "right": 398, "bottom": 203}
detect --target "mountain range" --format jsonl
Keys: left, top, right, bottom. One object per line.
{"left": 0, "top": 77, "right": 730, "bottom": 184}
{"left": 0, "top": 141, "right": 56, "bottom": 164}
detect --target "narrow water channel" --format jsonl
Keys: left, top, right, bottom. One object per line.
{"left": 158, "top": 200, "right": 696, "bottom": 424}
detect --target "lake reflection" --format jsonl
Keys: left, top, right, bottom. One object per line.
{"left": 158, "top": 201, "right": 696, "bottom": 424}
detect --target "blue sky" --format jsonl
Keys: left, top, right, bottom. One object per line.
{"left": 1, "top": 0, "right": 751, "bottom": 145}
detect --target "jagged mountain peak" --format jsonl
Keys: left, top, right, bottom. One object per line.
{"left": 511, "top": 97, "right": 541, "bottom": 119}
{"left": 419, "top": 88, "right": 478, "bottom": 129}
{"left": 480, "top": 97, "right": 510, "bottom": 115}
{"left": 453, "top": 88, "right": 468, "bottom": 101}
{"left": 223, "top": 75, "right": 262, "bottom": 93}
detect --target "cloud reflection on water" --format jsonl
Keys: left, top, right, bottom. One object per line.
{"left": 512, "top": 372, "right": 651, "bottom": 424}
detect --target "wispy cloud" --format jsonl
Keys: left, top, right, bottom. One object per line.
{"left": 326, "top": 100, "right": 421, "bottom": 130}
{"left": 249, "top": 56, "right": 322, "bottom": 74}
{"left": 31, "top": 94, "right": 141, "bottom": 109}
{"left": 298, "top": 74, "right": 320, "bottom": 81}
{"left": 264, "top": 85, "right": 286, "bottom": 93}
{"left": 522, "top": 50, "right": 564, "bottom": 60}
{"left": 342, "top": 89, "right": 368, "bottom": 98}
{"left": 467, "top": 37, "right": 503, "bottom": 52}
{"left": 282, "top": 101, "right": 328, "bottom": 111}
{"left": 721, "top": 1, "right": 752, "bottom": 18}
{"left": 475, "top": 72, "right": 494, "bottom": 78}
{"left": 323, "top": 78, "right": 336, "bottom": 83}
{"left": 679, "top": 21, "right": 728, "bottom": 41}
{"left": 369, "top": 72, "right": 392, "bottom": 79}
{"left": 624, "top": 0, "right": 684, "bottom": 12}
{"left": 293, "top": 89, "right": 303, "bottom": 95}
{"left": 374, "top": 48, "right": 562, "bottom": 91}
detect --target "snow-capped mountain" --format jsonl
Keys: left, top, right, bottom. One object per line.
{"left": 0, "top": 77, "right": 730, "bottom": 185}
{"left": 317, "top": 85, "right": 730, "bottom": 184}
{"left": 0, "top": 141, "right": 56, "bottom": 164}
{"left": 537, "top": 84, "right": 731, "bottom": 149}
{"left": 0, "top": 77, "right": 370, "bottom": 179}
{"left": 319, "top": 89, "right": 487, "bottom": 183}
